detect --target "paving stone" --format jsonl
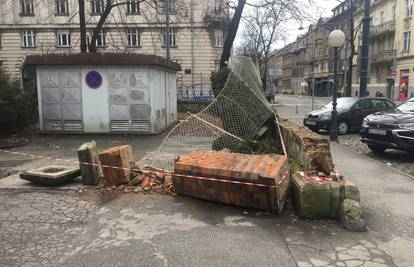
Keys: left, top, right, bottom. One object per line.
{"left": 337, "top": 253, "right": 355, "bottom": 261}
{"left": 310, "top": 258, "right": 330, "bottom": 266}
{"left": 77, "top": 141, "right": 102, "bottom": 186}
{"left": 345, "top": 260, "right": 364, "bottom": 267}
{"left": 347, "top": 249, "right": 371, "bottom": 260}
{"left": 99, "top": 145, "right": 135, "bottom": 186}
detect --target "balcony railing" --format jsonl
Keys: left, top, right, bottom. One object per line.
{"left": 371, "top": 50, "right": 394, "bottom": 62}
{"left": 203, "top": 9, "right": 230, "bottom": 27}
{"left": 371, "top": 20, "right": 396, "bottom": 36}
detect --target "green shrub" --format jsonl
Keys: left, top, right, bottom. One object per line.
{"left": 210, "top": 68, "right": 230, "bottom": 97}
{"left": 0, "top": 70, "right": 37, "bottom": 135}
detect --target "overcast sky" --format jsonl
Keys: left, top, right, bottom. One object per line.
{"left": 235, "top": 0, "right": 339, "bottom": 50}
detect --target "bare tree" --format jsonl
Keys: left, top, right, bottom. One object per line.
{"left": 80, "top": 0, "right": 189, "bottom": 53}
{"left": 239, "top": 0, "right": 312, "bottom": 89}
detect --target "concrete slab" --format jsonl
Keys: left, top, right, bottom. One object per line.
{"left": 20, "top": 165, "right": 81, "bottom": 186}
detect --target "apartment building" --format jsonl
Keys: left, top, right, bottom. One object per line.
{"left": 353, "top": 0, "right": 396, "bottom": 98}
{"left": 269, "top": 18, "right": 332, "bottom": 96}
{"left": 394, "top": 0, "right": 414, "bottom": 100}
{"left": 0, "top": 0, "right": 228, "bottom": 94}
{"left": 303, "top": 18, "right": 332, "bottom": 97}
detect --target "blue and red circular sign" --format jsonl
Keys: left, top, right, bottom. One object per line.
{"left": 85, "top": 70, "right": 103, "bottom": 89}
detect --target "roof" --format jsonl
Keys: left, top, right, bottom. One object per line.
{"left": 24, "top": 53, "right": 182, "bottom": 71}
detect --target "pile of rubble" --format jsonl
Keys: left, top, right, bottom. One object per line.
{"left": 77, "top": 141, "right": 174, "bottom": 194}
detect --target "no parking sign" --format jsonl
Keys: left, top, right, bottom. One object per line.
{"left": 85, "top": 70, "right": 103, "bottom": 89}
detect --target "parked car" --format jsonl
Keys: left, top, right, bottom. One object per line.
{"left": 303, "top": 97, "right": 396, "bottom": 135}
{"left": 360, "top": 97, "right": 414, "bottom": 153}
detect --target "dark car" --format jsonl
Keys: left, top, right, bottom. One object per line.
{"left": 304, "top": 97, "right": 396, "bottom": 135}
{"left": 360, "top": 97, "right": 414, "bottom": 153}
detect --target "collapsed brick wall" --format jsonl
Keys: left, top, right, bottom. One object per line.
{"left": 278, "top": 117, "right": 334, "bottom": 174}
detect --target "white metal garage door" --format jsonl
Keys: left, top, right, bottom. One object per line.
{"left": 107, "top": 70, "right": 151, "bottom": 132}
{"left": 39, "top": 69, "right": 83, "bottom": 132}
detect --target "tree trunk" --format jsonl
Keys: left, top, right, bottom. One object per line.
{"left": 220, "top": 0, "right": 246, "bottom": 69}
{"left": 79, "top": 0, "right": 87, "bottom": 52}
{"left": 89, "top": 0, "right": 113, "bottom": 53}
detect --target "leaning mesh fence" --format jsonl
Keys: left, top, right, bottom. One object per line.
{"left": 142, "top": 56, "right": 276, "bottom": 171}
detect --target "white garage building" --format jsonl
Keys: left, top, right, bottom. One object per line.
{"left": 25, "top": 53, "right": 181, "bottom": 134}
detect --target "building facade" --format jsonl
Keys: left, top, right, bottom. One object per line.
{"left": 393, "top": 0, "right": 414, "bottom": 100}
{"left": 353, "top": 0, "right": 396, "bottom": 98}
{"left": 0, "top": 0, "right": 228, "bottom": 96}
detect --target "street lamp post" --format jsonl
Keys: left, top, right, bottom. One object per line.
{"left": 328, "top": 30, "right": 346, "bottom": 142}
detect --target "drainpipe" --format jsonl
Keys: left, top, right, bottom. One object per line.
{"left": 190, "top": 0, "right": 195, "bottom": 86}
{"left": 166, "top": 0, "right": 171, "bottom": 60}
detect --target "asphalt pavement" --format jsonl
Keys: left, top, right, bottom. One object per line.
{"left": 1, "top": 96, "right": 414, "bottom": 266}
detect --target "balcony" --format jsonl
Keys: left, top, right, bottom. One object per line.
{"left": 371, "top": 50, "right": 394, "bottom": 63}
{"left": 204, "top": 9, "right": 230, "bottom": 28}
{"left": 370, "top": 20, "right": 396, "bottom": 37}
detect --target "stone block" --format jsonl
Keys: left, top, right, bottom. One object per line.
{"left": 173, "top": 151, "right": 290, "bottom": 213}
{"left": 99, "top": 145, "right": 134, "bottom": 186}
{"left": 77, "top": 141, "right": 102, "bottom": 186}
{"left": 291, "top": 172, "right": 361, "bottom": 219}
{"left": 278, "top": 117, "right": 334, "bottom": 174}
{"left": 339, "top": 199, "right": 366, "bottom": 232}
{"left": 20, "top": 165, "right": 81, "bottom": 186}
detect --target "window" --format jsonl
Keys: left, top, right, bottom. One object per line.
{"left": 161, "top": 0, "right": 175, "bottom": 14}
{"left": 407, "top": 0, "right": 413, "bottom": 17}
{"left": 127, "top": 0, "right": 140, "bottom": 14}
{"left": 127, "top": 28, "right": 140, "bottom": 47}
{"left": 317, "top": 47, "right": 322, "bottom": 56}
{"left": 214, "top": 0, "right": 223, "bottom": 13}
{"left": 371, "top": 99, "right": 386, "bottom": 109}
{"left": 91, "top": 0, "right": 104, "bottom": 15}
{"left": 95, "top": 29, "right": 106, "bottom": 47}
{"left": 356, "top": 99, "right": 371, "bottom": 110}
{"left": 56, "top": 0, "right": 69, "bottom": 15}
{"left": 214, "top": 30, "right": 223, "bottom": 47}
{"left": 393, "top": 6, "right": 396, "bottom": 20}
{"left": 163, "top": 28, "right": 176, "bottom": 47}
{"left": 21, "top": 29, "right": 36, "bottom": 48}
{"left": 20, "top": 0, "right": 34, "bottom": 16}
{"left": 57, "top": 30, "right": 71, "bottom": 47}
{"left": 403, "top": 31, "right": 411, "bottom": 51}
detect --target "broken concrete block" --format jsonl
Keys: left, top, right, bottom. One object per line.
{"left": 77, "top": 141, "right": 102, "bottom": 186}
{"left": 291, "top": 172, "right": 361, "bottom": 219}
{"left": 173, "top": 151, "right": 290, "bottom": 213}
{"left": 339, "top": 199, "right": 366, "bottom": 232}
{"left": 20, "top": 165, "right": 80, "bottom": 186}
{"left": 99, "top": 145, "right": 134, "bottom": 186}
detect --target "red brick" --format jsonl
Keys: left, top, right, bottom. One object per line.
{"left": 99, "top": 145, "right": 134, "bottom": 186}
{"left": 173, "top": 151, "right": 290, "bottom": 213}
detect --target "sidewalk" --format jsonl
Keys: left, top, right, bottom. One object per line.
{"left": 331, "top": 142, "right": 414, "bottom": 267}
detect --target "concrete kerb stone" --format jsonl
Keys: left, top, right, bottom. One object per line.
{"left": 277, "top": 117, "right": 365, "bottom": 231}
{"left": 339, "top": 199, "right": 367, "bottom": 232}
{"left": 77, "top": 141, "right": 102, "bottom": 186}
{"left": 278, "top": 117, "right": 334, "bottom": 174}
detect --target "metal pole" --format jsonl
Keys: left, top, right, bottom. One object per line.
{"left": 330, "top": 48, "right": 339, "bottom": 142}
{"left": 343, "top": 41, "right": 348, "bottom": 93}
{"left": 166, "top": 0, "right": 171, "bottom": 60}
{"left": 359, "top": 0, "right": 371, "bottom": 97}
{"left": 312, "top": 73, "right": 315, "bottom": 111}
